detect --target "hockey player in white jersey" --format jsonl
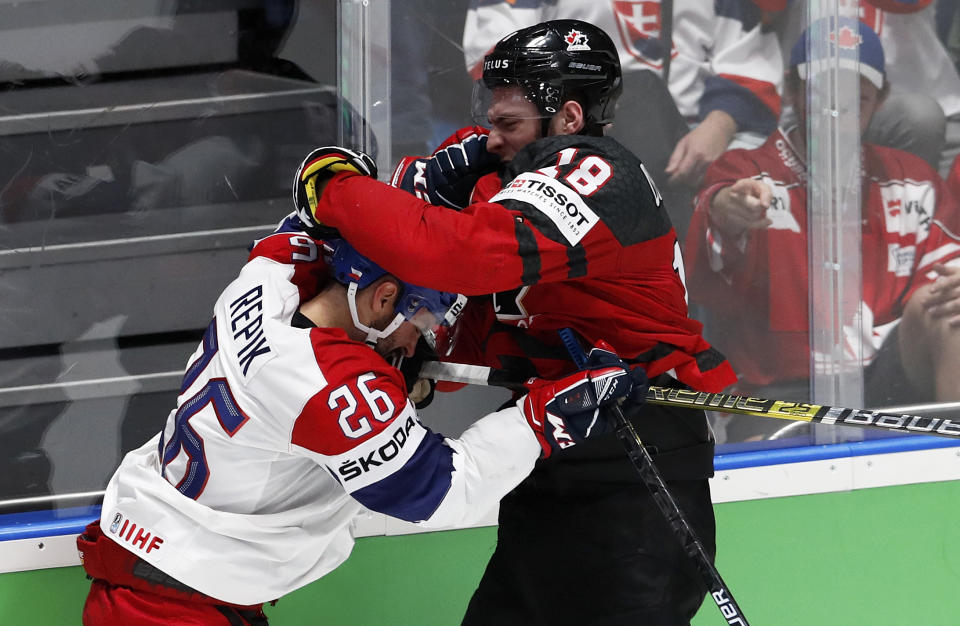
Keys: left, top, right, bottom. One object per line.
{"left": 77, "top": 147, "right": 647, "bottom": 625}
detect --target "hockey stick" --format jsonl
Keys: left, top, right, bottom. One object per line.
{"left": 420, "top": 360, "right": 751, "bottom": 624}
{"left": 556, "top": 328, "right": 749, "bottom": 625}
{"left": 418, "top": 362, "right": 960, "bottom": 441}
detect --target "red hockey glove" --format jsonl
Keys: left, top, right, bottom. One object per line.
{"left": 293, "top": 146, "right": 377, "bottom": 237}
{"left": 518, "top": 359, "right": 640, "bottom": 458}
{"left": 390, "top": 125, "right": 499, "bottom": 209}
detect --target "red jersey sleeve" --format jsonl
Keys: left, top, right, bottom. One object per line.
{"left": 314, "top": 136, "right": 675, "bottom": 297}
{"left": 315, "top": 172, "right": 598, "bottom": 295}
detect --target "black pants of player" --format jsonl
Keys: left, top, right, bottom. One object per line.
{"left": 461, "top": 477, "right": 715, "bottom": 625}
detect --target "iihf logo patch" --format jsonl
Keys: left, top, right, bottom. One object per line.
{"left": 109, "top": 512, "right": 123, "bottom": 534}
{"left": 565, "top": 29, "right": 591, "bottom": 51}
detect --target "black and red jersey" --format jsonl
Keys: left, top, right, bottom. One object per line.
{"left": 315, "top": 134, "right": 735, "bottom": 392}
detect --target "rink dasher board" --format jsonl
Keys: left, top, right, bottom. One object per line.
{"left": 1, "top": 437, "right": 959, "bottom": 573}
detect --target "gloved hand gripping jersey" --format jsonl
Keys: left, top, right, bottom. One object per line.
{"left": 391, "top": 125, "right": 500, "bottom": 209}
{"left": 293, "top": 146, "right": 378, "bottom": 237}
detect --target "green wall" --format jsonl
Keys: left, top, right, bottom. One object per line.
{"left": 3, "top": 481, "right": 958, "bottom": 625}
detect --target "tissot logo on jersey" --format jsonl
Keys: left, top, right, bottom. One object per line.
{"left": 491, "top": 172, "right": 599, "bottom": 245}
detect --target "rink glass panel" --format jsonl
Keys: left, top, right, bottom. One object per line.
{"left": 0, "top": 1, "right": 346, "bottom": 514}
{"left": 1, "top": 0, "right": 956, "bottom": 519}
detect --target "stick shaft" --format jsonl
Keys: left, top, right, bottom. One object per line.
{"left": 613, "top": 407, "right": 748, "bottom": 624}
{"left": 552, "top": 328, "right": 749, "bottom": 625}
{"left": 419, "top": 361, "right": 960, "bottom": 440}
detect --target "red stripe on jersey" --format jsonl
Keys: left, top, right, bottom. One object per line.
{"left": 717, "top": 73, "right": 781, "bottom": 117}
{"left": 249, "top": 233, "right": 330, "bottom": 304}
{"left": 292, "top": 329, "right": 410, "bottom": 456}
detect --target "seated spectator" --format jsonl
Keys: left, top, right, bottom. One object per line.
{"left": 462, "top": 0, "right": 782, "bottom": 238}
{"left": 937, "top": 0, "right": 960, "bottom": 71}
{"left": 773, "top": 0, "right": 959, "bottom": 175}
{"left": 684, "top": 17, "right": 960, "bottom": 440}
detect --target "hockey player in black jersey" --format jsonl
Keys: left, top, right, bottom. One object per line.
{"left": 305, "top": 20, "right": 734, "bottom": 625}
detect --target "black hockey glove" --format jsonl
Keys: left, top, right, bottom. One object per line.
{"left": 293, "top": 146, "right": 377, "bottom": 238}
{"left": 396, "top": 336, "right": 438, "bottom": 410}
{"left": 518, "top": 357, "right": 641, "bottom": 459}
{"left": 391, "top": 125, "right": 499, "bottom": 209}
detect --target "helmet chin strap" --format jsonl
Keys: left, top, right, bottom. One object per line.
{"left": 346, "top": 282, "right": 405, "bottom": 347}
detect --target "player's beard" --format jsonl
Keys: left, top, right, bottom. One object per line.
{"left": 369, "top": 312, "right": 409, "bottom": 362}
{"left": 376, "top": 337, "right": 410, "bottom": 369}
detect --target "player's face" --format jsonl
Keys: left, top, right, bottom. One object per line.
{"left": 374, "top": 320, "right": 420, "bottom": 361}
{"left": 485, "top": 86, "right": 543, "bottom": 162}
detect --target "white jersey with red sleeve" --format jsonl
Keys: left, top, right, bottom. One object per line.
{"left": 463, "top": 0, "right": 782, "bottom": 133}
{"left": 684, "top": 128, "right": 960, "bottom": 390}
{"left": 98, "top": 215, "right": 540, "bottom": 605}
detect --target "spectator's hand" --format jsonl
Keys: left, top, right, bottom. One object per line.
{"left": 517, "top": 353, "right": 640, "bottom": 458}
{"left": 392, "top": 125, "right": 499, "bottom": 209}
{"left": 708, "top": 177, "right": 773, "bottom": 240}
{"left": 921, "top": 263, "right": 960, "bottom": 327}
{"left": 294, "top": 146, "right": 377, "bottom": 237}
{"left": 666, "top": 110, "right": 738, "bottom": 188}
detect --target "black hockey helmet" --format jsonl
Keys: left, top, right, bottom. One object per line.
{"left": 472, "top": 19, "right": 622, "bottom": 129}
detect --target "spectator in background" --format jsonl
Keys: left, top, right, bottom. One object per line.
{"left": 772, "top": 0, "right": 960, "bottom": 176}
{"left": 683, "top": 17, "right": 960, "bottom": 441}
{"left": 462, "top": 0, "right": 782, "bottom": 238}
{"left": 391, "top": 0, "right": 474, "bottom": 158}
{"left": 938, "top": 0, "right": 960, "bottom": 71}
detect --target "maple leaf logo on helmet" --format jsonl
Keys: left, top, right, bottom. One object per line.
{"left": 565, "top": 29, "right": 591, "bottom": 51}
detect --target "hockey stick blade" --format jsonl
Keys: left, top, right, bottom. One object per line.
{"left": 418, "top": 361, "right": 960, "bottom": 440}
